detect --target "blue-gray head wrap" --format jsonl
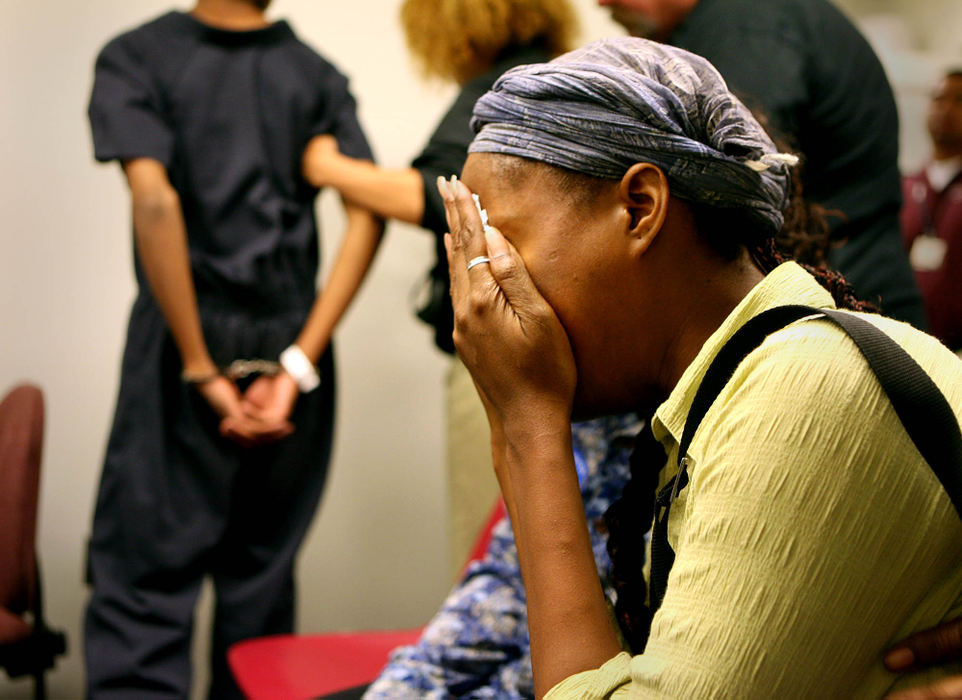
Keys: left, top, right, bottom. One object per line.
{"left": 468, "top": 37, "right": 797, "bottom": 234}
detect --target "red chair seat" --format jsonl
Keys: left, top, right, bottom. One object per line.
{"left": 0, "top": 384, "right": 67, "bottom": 692}
{"left": 228, "top": 499, "right": 506, "bottom": 698}
{"left": 228, "top": 628, "right": 423, "bottom": 699}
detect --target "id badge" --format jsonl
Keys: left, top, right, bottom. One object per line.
{"left": 910, "top": 235, "right": 948, "bottom": 271}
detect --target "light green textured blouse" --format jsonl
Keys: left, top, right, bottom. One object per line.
{"left": 548, "top": 262, "right": 962, "bottom": 698}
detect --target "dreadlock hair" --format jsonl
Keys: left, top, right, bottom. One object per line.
{"left": 755, "top": 155, "right": 878, "bottom": 314}
{"left": 602, "top": 425, "right": 664, "bottom": 653}
{"left": 602, "top": 159, "right": 875, "bottom": 654}
{"left": 689, "top": 199, "right": 876, "bottom": 315}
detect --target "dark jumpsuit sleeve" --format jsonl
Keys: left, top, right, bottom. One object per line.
{"left": 309, "top": 71, "right": 374, "bottom": 163}
{"left": 88, "top": 37, "right": 175, "bottom": 167}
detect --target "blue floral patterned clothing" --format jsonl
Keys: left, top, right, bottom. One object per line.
{"left": 363, "top": 414, "right": 642, "bottom": 699}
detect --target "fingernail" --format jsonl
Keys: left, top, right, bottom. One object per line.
{"left": 884, "top": 647, "right": 914, "bottom": 670}
{"left": 484, "top": 225, "right": 506, "bottom": 256}
{"left": 437, "top": 176, "right": 451, "bottom": 200}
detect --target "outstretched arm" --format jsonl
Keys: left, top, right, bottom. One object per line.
{"left": 297, "top": 199, "right": 385, "bottom": 361}
{"left": 302, "top": 134, "right": 424, "bottom": 225}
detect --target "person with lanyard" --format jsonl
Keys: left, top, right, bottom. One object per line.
{"left": 84, "top": 0, "right": 383, "bottom": 697}
{"left": 596, "top": 0, "right": 927, "bottom": 331}
{"left": 901, "top": 69, "right": 962, "bottom": 354}
{"left": 440, "top": 36, "right": 962, "bottom": 697}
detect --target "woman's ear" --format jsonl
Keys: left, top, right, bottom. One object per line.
{"left": 619, "top": 162, "right": 669, "bottom": 257}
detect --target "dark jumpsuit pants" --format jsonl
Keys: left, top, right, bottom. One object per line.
{"left": 85, "top": 296, "right": 335, "bottom": 699}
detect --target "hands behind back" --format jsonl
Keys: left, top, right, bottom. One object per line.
{"left": 439, "top": 175, "right": 576, "bottom": 434}
{"left": 194, "top": 374, "right": 295, "bottom": 447}
{"left": 238, "top": 373, "right": 298, "bottom": 437}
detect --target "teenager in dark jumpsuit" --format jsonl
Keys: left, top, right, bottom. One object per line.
{"left": 85, "top": 3, "right": 383, "bottom": 698}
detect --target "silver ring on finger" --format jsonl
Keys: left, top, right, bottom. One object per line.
{"left": 466, "top": 256, "right": 491, "bottom": 272}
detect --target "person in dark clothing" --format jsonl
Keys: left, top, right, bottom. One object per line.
{"left": 300, "top": 1, "right": 580, "bottom": 697}
{"left": 408, "top": 44, "right": 557, "bottom": 355}
{"left": 302, "top": 0, "right": 578, "bottom": 581}
{"left": 598, "top": 0, "right": 927, "bottom": 329}
{"left": 303, "top": 0, "right": 575, "bottom": 355}
{"left": 84, "top": 1, "right": 383, "bottom": 697}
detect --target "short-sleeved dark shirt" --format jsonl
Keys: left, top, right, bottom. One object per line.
{"left": 669, "top": 0, "right": 925, "bottom": 327}
{"left": 89, "top": 11, "right": 373, "bottom": 315}
{"left": 410, "top": 46, "right": 551, "bottom": 353}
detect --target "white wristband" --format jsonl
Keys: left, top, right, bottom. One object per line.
{"left": 279, "top": 344, "right": 321, "bottom": 393}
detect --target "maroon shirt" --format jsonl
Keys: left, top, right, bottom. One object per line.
{"left": 901, "top": 166, "right": 962, "bottom": 350}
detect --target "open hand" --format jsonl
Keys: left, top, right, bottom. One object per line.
{"left": 439, "top": 175, "right": 576, "bottom": 432}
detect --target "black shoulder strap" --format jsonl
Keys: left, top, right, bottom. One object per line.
{"left": 649, "top": 305, "right": 962, "bottom": 614}
{"left": 819, "top": 307, "right": 962, "bottom": 516}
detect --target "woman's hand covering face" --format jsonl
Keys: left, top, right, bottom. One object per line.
{"left": 439, "top": 175, "right": 577, "bottom": 430}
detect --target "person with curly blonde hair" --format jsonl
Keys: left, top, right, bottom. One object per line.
{"left": 304, "top": 0, "right": 580, "bottom": 594}
{"left": 302, "top": 3, "right": 603, "bottom": 699}
{"left": 304, "top": 0, "right": 576, "bottom": 357}
{"left": 401, "top": 0, "right": 575, "bottom": 85}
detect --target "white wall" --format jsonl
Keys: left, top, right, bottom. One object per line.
{"left": 0, "top": 2, "right": 619, "bottom": 697}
